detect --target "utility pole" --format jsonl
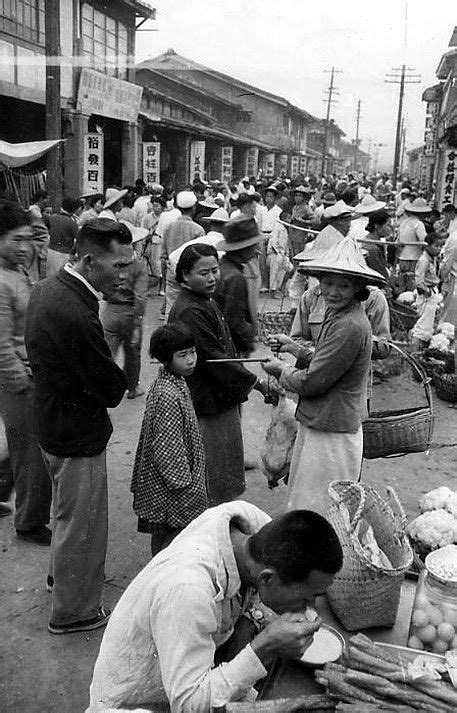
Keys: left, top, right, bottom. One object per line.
{"left": 45, "top": 0, "right": 62, "bottom": 208}
{"left": 373, "top": 142, "right": 385, "bottom": 174}
{"left": 399, "top": 118, "right": 407, "bottom": 176}
{"left": 385, "top": 64, "right": 420, "bottom": 190}
{"left": 321, "top": 67, "right": 342, "bottom": 177}
{"left": 353, "top": 99, "right": 362, "bottom": 173}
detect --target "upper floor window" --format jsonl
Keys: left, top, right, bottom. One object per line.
{"left": 82, "top": 3, "right": 129, "bottom": 79}
{"left": 0, "top": 0, "right": 45, "bottom": 45}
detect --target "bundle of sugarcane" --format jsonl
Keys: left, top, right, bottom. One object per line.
{"left": 315, "top": 633, "right": 457, "bottom": 711}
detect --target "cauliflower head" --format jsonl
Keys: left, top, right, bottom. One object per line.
{"left": 408, "top": 510, "right": 457, "bottom": 550}
{"left": 419, "top": 486, "right": 453, "bottom": 513}
{"left": 438, "top": 322, "right": 455, "bottom": 340}
{"left": 429, "top": 333, "right": 451, "bottom": 352}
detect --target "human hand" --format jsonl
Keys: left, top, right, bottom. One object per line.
{"left": 261, "top": 357, "right": 284, "bottom": 379}
{"left": 251, "top": 612, "right": 321, "bottom": 664}
{"left": 266, "top": 333, "right": 294, "bottom": 354}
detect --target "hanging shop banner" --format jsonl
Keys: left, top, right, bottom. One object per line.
{"left": 221, "top": 146, "right": 233, "bottom": 182}
{"left": 82, "top": 133, "right": 104, "bottom": 194}
{"left": 263, "top": 153, "right": 275, "bottom": 177}
{"left": 290, "top": 155, "right": 300, "bottom": 179}
{"left": 439, "top": 148, "right": 457, "bottom": 209}
{"left": 278, "top": 154, "right": 288, "bottom": 176}
{"left": 77, "top": 68, "right": 143, "bottom": 123}
{"left": 190, "top": 141, "right": 205, "bottom": 183}
{"left": 142, "top": 142, "right": 161, "bottom": 184}
{"left": 245, "top": 147, "right": 259, "bottom": 177}
{"left": 299, "top": 155, "right": 307, "bottom": 176}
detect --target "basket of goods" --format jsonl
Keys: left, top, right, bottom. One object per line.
{"left": 427, "top": 324, "right": 457, "bottom": 402}
{"left": 257, "top": 309, "right": 295, "bottom": 344}
{"left": 408, "top": 545, "right": 457, "bottom": 655}
{"left": 408, "top": 487, "right": 457, "bottom": 561}
{"left": 388, "top": 295, "right": 418, "bottom": 334}
{"left": 363, "top": 343, "right": 434, "bottom": 459}
{"left": 316, "top": 632, "right": 457, "bottom": 710}
{"left": 326, "top": 481, "right": 413, "bottom": 630}
{"left": 433, "top": 371, "right": 457, "bottom": 404}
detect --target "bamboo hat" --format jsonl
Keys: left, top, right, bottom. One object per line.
{"left": 354, "top": 194, "right": 387, "bottom": 214}
{"left": 296, "top": 236, "right": 386, "bottom": 286}
{"left": 404, "top": 198, "right": 432, "bottom": 214}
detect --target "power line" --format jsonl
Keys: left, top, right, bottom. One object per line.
{"left": 321, "top": 67, "right": 342, "bottom": 176}
{"left": 385, "top": 64, "right": 420, "bottom": 188}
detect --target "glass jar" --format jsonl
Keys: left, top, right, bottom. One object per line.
{"left": 408, "top": 545, "right": 457, "bottom": 654}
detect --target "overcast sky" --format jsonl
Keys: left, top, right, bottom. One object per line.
{"left": 136, "top": 0, "right": 456, "bottom": 171}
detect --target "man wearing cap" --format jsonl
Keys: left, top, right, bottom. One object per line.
{"left": 161, "top": 191, "right": 204, "bottom": 261}
{"left": 303, "top": 201, "right": 353, "bottom": 256}
{"left": 214, "top": 216, "right": 261, "bottom": 355}
{"left": 99, "top": 188, "right": 128, "bottom": 221}
{"left": 25, "top": 219, "right": 132, "bottom": 634}
{"left": 398, "top": 198, "right": 431, "bottom": 293}
{"left": 289, "top": 186, "right": 314, "bottom": 257}
{"left": 256, "top": 186, "right": 282, "bottom": 289}
{"left": 349, "top": 194, "right": 387, "bottom": 241}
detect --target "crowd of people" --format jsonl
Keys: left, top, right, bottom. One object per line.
{"left": 0, "top": 167, "right": 456, "bottom": 711}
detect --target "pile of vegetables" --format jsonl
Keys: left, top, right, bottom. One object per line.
{"left": 316, "top": 633, "right": 457, "bottom": 711}
{"left": 408, "top": 487, "right": 457, "bottom": 556}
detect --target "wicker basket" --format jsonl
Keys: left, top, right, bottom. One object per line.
{"left": 363, "top": 343, "right": 434, "bottom": 459}
{"left": 326, "top": 481, "right": 413, "bottom": 631}
{"left": 432, "top": 370, "right": 457, "bottom": 404}
{"left": 389, "top": 300, "right": 418, "bottom": 334}
{"left": 257, "top": 310, "right": 295, "bottom": 344}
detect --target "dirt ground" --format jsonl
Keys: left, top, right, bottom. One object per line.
{"left": 1, "top": 293, "right": 456, "bottom": 712}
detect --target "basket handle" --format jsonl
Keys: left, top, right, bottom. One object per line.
{"left": 385, "top": 341, "right": 433, "bottom": 413}
{"left": 328, "top": 480, "right": 366, "bottom": 534}
{"left": 386, "top": 485, "right": 408, "bottom": 531}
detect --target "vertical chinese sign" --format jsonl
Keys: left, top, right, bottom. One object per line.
{"left": 143, "top": 142, "right": 161, "bottom": 184}
{"left": 221, "top": 146, "right": 233, "bottom": 182}
{"left": 439, "top": 149, "right": 457, "bottom": 209}
{"left": 299, "top": 155, "right": 307, "bottom": 176}
{"left": 190, "top": 141, "right": 206, "bottom": 183}
{"left": 279, "top": 154, "right": 288, "bottom": 176}
{"left": 290, "top": 155, "right": 300, "bottom": 178}
{"left": 245, "top": 147, "right": 259, "bottom": 177}
{"left": 83, "top": 133, "right": 104, "bottom": 194}
{"left": 263, "top": 153, "right": 275, "bottom": 177}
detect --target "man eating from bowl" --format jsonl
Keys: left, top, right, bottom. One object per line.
{"left": 87, "top": 501, "right": 343, "bottom": 712}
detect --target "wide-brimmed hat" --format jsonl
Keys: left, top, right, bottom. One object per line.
{"left": 399, "top": 187, "right": 411, "bottom": 195}
{"left": 118, "top": 219, "right": 149, "bottom": 244}
{"left": 264, "top": 185, "right": 278, "bottom": 194}
{"left": 297, "top": 237, "right": 386, "bottom": 286}
{"left": 198, "top": 196, "right": 219, "bottom": 209}
{"left": 354, "top": 194, "right": 386, "bottom": 215}
{"left": 176, "top": 191, "right": 197, "bottom": 209}
{"left": 103, "top": 188, "right": 128, "bottom": 210}
{"left": 217, "top": 215, "right": 263, "bottom": 251}
{"left": 293, "top": 185, "right": 314, "bottom": 195}
{"left": 201, "top": 207, "right": 229, "bottom": 224}
{"left": 321, "top": 191, "right": 337, "bottom": 206}
{"left": 404, "top": 198, "right": 432, "bottom": 214}
{"left": 323, "top": 200, "right": 354, "bottom": 219}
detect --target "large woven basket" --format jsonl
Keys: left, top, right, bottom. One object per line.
{"left": 363, "top": 343, "right": 434, "bottom": 459}
{"left": 388, "top": 300, "right": 418, "bottom": 333}
{"left": 432, "top": 370, "right": 457, "bottom": 404}
{"left": 258, "top": 310, "right": 295, "bottom": 345}
{"left": 327, "top": 481, "right": 413, "bottom": 631}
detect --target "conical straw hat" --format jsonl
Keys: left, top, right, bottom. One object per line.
{"left": 354, "top": 194, "right": 386, "bottom": 214}
{"left": 297, "top": 236, "right": 386, "bottom": 285}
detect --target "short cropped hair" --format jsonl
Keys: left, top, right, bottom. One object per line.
{"left": 86, "top": 193, "right": 104, "bottom": 208}
{"left": 76, "top": 218, "right": 132, "bottom": 254}
{"left": 248, "top": 510, "right": 343, "bottom": 584}
{"left": 151, "top": 196, "right": 166, "bottom": 209}
{"left": 366, "top": 208, "right": 390, "bottom": 232}
{"left": 237, "top": 193, "right": 255, "bottom": 208}
{"left": 62, "top": 197, "right": 81, "bottom": 214}
{"left": 0, "top": 200, "right": 31, "bottom": 238}
{"left": 175, "top": 243, "right": 218, "bottom": 284}
{"left": 149, "top": 322, "right": 195, "bottom": 363}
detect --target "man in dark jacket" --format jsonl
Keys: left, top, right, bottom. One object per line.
{"left": 215, "top": 215, "right": 263, "bottom": 355}
{"left": 25, "top": 219, "right": 132, "bottom": 635}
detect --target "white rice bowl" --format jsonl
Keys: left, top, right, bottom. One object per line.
{"left": 300, "top": 625, "right": 344, "bottom": 666}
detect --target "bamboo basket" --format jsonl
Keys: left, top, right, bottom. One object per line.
{"left": 388, "top": 300, "right": 418, "bottom": 334}
{"left": 326, "top": 481, "right": 413, "bottom": 631}
{"left": 432, "top": 370, "right": 457, "bottom": 404}
{"left": 363, "top": 343, "right": 434, "bottom": 459}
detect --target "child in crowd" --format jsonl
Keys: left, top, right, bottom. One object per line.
{"left": 411, "top": 232, "right": 445, "bottom": 346}
{"left": 131, "top": 323, "right": 208, "bottom": 555}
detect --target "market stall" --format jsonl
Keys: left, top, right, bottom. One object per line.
{"left": 0, "top": 139, "right": 64, "bottom": 206}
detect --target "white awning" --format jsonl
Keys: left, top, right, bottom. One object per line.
{"left": 0, "top": 139, "right": 64, "bottom": 168}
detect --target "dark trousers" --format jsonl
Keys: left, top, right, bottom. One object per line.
{"left": 101, "top": 304, "right": 142, "bottom": 392}
{"left": 0, "top": 389, "right": 51, "bottom": 530}
{"left": 150, "top": 523, "right": 182, "bottom": 557}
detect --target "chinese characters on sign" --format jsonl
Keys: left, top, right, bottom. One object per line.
{"left": 299, "top": 155, "right": 307, "bottom": 176}
{"left": 290, "top": 155, "right": 300, "bottom": 179}
{"left": 190, "top": 141, "right": 205, "bottom": 183}
{"left": 77, "top": 68, "right": 143, "bottom": 123}
{"left": 263, "top": 153, "right": 275, "bottom": 177}
{"left": 221, "top": 146, "right": 233, "bottom": 182}
{"left": 279, "top": 154, "right": 288, "bottom": 176}
{"left": 142, "top": 142, "right": 161, "bottom": 184}
{"left": 245, "top": 147, "right": 259, "bottom": 177}
{"left": 83, "top": 133, "right": 104, "bottom": 194}
{"left": 439, "top": 148, "right": 456, "bottom": 209}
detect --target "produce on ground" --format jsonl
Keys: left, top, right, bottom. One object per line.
{"left": 315, "top": 633, "right": 457, "bottom": 711}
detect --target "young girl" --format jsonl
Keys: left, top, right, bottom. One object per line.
{"left": 131, "top": 323, "right": 208, "bottom": 555}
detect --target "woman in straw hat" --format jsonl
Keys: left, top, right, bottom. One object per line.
{"left": 262, "top": 238, "right": 385, "bottom": 515}
{"left": 397, "top": 197, "right": 431, "bottom": 293}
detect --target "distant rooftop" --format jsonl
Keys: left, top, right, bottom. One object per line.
{"left": 449, "top": 26, "right": 457, "bottom": 47}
